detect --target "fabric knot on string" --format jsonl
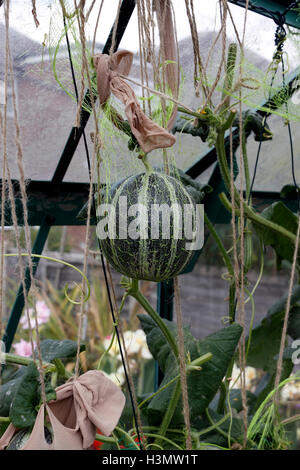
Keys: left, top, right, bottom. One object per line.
{"left": 93, "top": 50, "right": 176, "bottom": 154}
{"left": 0, "top": 370, "right": 125, "bottom": 450}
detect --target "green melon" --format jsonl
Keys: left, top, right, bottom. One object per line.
{"left": 6, "top": 427, "right": 52, "bottom": 450}
{"left": 97, "top": 170, "right": 199, "bottom": 282}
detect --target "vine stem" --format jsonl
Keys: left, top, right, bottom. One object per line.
{"left": 219, "top": 193, "right": 297, "bottom": 244}
{"left": 154, "top": 378, "right": 181, "bottom": 447}
{"left": 204, "top": 211, "right": 236, "bottom": 321}
{"left": 127, "top": 280, "right": 179, "bottom": 358}
{"left": 126, "top": 278, "right": 213, "bottom": 445}
{"left": 3, "top": 353, "right": 55, "bottom": 372}
{"left": 4, "top": 253, "right": 91, "bottom": 302}
{"left": 0, "top": 417, "right": 10, "bottom": 423}
{"left": 204, "top": 212, "right": 234, "bottom": 277}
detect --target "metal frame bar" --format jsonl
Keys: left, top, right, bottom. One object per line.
{"left": 228, "top": 0, "right": 300, "bottom": 28}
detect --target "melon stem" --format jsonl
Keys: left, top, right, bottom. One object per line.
{"left": 140, "top": 153, "right": 153, "bottom": 174}
{"left": 127, "top": 279, "right": 178, "bottom": 359}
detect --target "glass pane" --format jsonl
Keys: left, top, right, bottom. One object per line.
{"left": 1, "top": 0, "right": 300, "bottom": 189}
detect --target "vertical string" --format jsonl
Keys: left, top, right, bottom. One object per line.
{"left": 65, "top": 2, "right": 144, "bottom": 446}
{"left": 237, "top": 0, "right": 249, "bottom": 446}
{"left": 109, "top": 0, "right": 122, "bottom": 56}
{"left": 105, "top": 263, "right": 146, "bottom": 447}
{"left": 155, "top": 0, "right": 192, "bottom": 448}
{"left": 73, "top": 0, "right": 97, "bottom": 378}
{"left": 174, "top": 277, "right": 192, "bottom": 449}
{"left": 0, "top": 68, "right": 6, "bottom": 381}
{"left": 273, "top": 217, "right": 300, "bottom": 405}
{"left": 184, "top": 0, "right": 208, "bottom": 99}
{"left": 92, "top": 0, "right": 105, "bottom": 56}
{"left": 4, "top": 0, "right": 46, "bottom": 404}
{"left": 136, "top": 0, "right": 146, "bottom": 113}
{"left": 31, "top": 0, "right": 40, "bottom": 28}
{"left": 273, "top": 21, "right": 300, "bottom": 408}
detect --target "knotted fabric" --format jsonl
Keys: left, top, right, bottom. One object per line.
{"left": 0, "top": 370, "right": 125, "bottom": 450}
{"left": 93, "top": 50, "right": 176, "bottom": 154}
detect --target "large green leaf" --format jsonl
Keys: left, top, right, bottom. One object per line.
{"left": 287, "top": 306, "right": 300, "bottom": 340}
{"left": 38, "top": 339, "right": 85, "bottom": 362}
{"left": 9, "top": 363, "right": 40, "bottom": 428}
{"left": 0, "top": 368, "right": 26, "bottom": 416}
{"left": 139, "top": 315, "right": 242, "bottom": 424}
{"left": 193, "top": 408, "right": 243, "bottom": 447}
{"left": 252, "top": 360, "right": 293, "bottom": 412}
{"left": 253, "top": 202, "right": 298, "bottom": 264}
{"left": 247, "top": 286, "right": 300, "bottom": 371}
{"left": 210, "top": 388, "right": 257, "bottom": 414}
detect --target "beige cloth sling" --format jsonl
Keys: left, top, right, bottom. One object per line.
{"left": 0, "top": 370, "right": 125, "bottom": 450}
{"left": 93, "top": 1, "right": 178, "bottom": 154}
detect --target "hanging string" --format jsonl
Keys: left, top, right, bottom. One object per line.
{"left": 31, "top": 0, "right": 40, "bottom": 28}
{"left": 73, "top": 0, "right": 94, "bottom": 378}
{"left": 3, "top": 0, "right": 47, "bottom": 404}
{"left": 109, "top": 0, "right": 122, "bottom": 56}
{"left": 136, "top": 1, "right": 146, "bottom": 113}
{"left": 63, "top": 1, "right": 144, "bottom": 447}
{"left": 0, "top": 63, "right": 6, "bottom": 381}
{"left": 91, "top": 0, "right": 104, "bottom": 56}
{"left": 271, "top": 10, "right": 300, "bottom": 409}
{"left": 201, "top": 0, "right": 228, "bottom": 110}
{"left": 273, "top": 218, "right": 300, "bottom": 408}
{"left": 155, "top": 0, "right": 192, "bottom": 447}
{"left": 236, "top": 0, "right": 249, "bottom": 447}
{"left": 229, "top": 125, "right": 239, "bottom": 320}
{"left": 174, "top": 277, "right": 192, "bottom": 449}
{"left": 184, "top": 0, "right": 209, "bottom": 99}
{"left": 105, "top": 262, "right": 146, "bottom": 447}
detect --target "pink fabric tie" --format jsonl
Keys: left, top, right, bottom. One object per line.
{"left": 93, "top": 50, "right": 176, "bottom": 154}
{"left": 0, "top": 370, "right": 125, "bottom": 450}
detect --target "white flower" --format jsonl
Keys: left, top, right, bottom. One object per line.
{"left": 230, "top": 364, "right": 257, "bottom": 390}
{"left": 103, "top": 329, "right": 152, "bottom": 360}
{"left": 102, "top": 367, "right": 125, "bottom": 387}
{"left": 281, "top": 381, "right": 300, "bottom": 403}
{"left": 124, "top": 329, "right": 152, "bottom": 359}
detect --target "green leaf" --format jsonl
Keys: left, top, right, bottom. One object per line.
{"left": 9, "top": 363, "right": 40, "bottom": 428}
{"left": 240, "top": 110, "right": 272, "bottom": 142}
{"left": 173, "top": 114, "right": 209, "bottom": 142}
{"left": 280, "top": 184, "right": 298, "bottom": 199}
{"left": 253, "top": 202, "right": 298, "bottom": 264}
{"left": 210, "top": 388, "right": 257, "bottom": 414}
{"left": 252, "top": 360, "right": 293, "bottom": 412}
{"left": 139, "top": 315, "right": 242, "bottom": 424}
{"left": 193, "top": 408, "right": 243, "bottom": 447}
{"left": 0, "top": 421, "right": 10, "bottom": 437}
{"left": 0, "top": 368, "right": 25, "bottom": 416}
{"left": 45, "top": 380, "right": 56, "bottom": 403}
{"left": 247, "top": 285, "right": 300, "bottom": 371}
{"left": 38, "top": 339, "right": 85, "bottom": 363}
{"left": 287, "top": 306, "right": 300, "bottom": 340}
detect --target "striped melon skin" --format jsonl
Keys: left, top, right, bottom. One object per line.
{"left": 98, "top": 171, "right": 197, "bottom": 282}
{"left": 6, "top": 427, "right": 52, "bottom": 450}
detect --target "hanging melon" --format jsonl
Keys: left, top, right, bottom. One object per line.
{"left": 97, "top": 169, "right": 200, "bottom": 282}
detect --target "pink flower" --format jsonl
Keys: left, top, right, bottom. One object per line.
{"left": 35, "top": 301, "right": 51, "bottom": 324}
{"left": 20, "top": 301, "right": 51, "bottom": 329}
{"left": 13, "top": 339, "right": 35, "bottom": 357}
